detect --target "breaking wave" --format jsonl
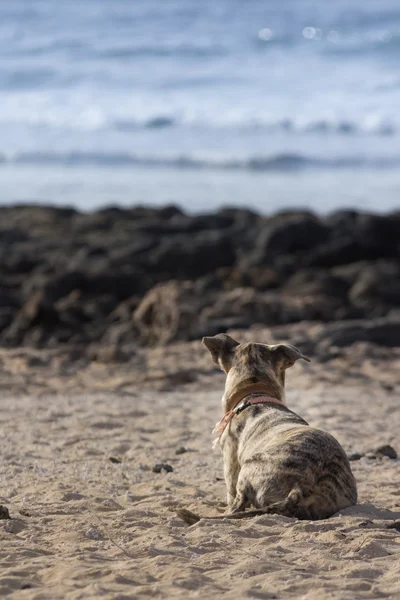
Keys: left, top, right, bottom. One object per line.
{"left": 3, "top": 151, "right": 399, "bottom": 171}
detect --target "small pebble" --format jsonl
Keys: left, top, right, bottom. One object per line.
{"left": 4, "top": 519, "right": 27, "bottom": 534}
{"left": 153, "top": 463, "right": 173, "bottom": 473}
{"left": 358, "top": 520, "right": 375, "bottom": 528}
{"left": 348, "top": 452, "right": 363, "bottom": 461}
{"left": 374, "top": 445, "right": 397, "bottom": 460}
{"left": 100, "top": 499, "right": 123, "bottom": 511}
{"left": 86, "top": 526, "right": 104, "bottom": 540}
{"left": 175, "top": 447, "right": 188, "bottom": 455}
{"left": 0, "top": 505, "right": 10, "bottom": 520}
{"left": 109, "top": 456, "right": 122, "bottom": 464}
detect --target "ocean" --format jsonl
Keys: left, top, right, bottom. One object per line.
{"left": 1, "top": 0, "right": 400, "bottom": 213}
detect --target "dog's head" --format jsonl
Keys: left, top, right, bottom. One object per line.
{"left": 202, "top": 333, "right": 310, "bottom": 411}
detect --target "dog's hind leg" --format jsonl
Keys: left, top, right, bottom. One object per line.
{"left": 259, "top": 488, "right": 302, "bottom": 517}
{"left": 261, "top": 488, "right": 323, "bottom": 520}
{"left": 226, "top": 490, "right": 249, "bottom": 515}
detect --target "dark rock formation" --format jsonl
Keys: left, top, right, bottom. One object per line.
{"left": 1, "top": 205, "right": 399, "bottom": 352}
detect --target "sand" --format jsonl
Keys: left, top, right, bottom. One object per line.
{"left": 0, "top": 330, "right": 400, "bottom": 599}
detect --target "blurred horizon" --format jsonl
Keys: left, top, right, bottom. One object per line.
{"left": 1, "top": 0, "right": 400, "bottom": 213}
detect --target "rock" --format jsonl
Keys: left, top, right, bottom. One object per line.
{"left": 156, "top": 205, "right": 184, "bottom": 220}
{"left": 3, "top": 519, "right": 27, "bottom": 534}
{"left": 0, "top": 505, "right": 10, "bottom": 520}
{"left": 217, "top": 266, "right": 282, "bottom": 291}
{"left": 282, "top": 268, "right": 350, "bottom": 299}
{"left": 196, "top": 316, "right": 252, "bottom": 338}
{"left": 86, "top": 344, "right": 129, "bottom": 363}
{"left": 61, "top": 492, "right": 84, "bottom": 501}
{"left": 85, "top": 526, "right": 104, "bottom": 540}
{"left": 0, "top": 307, "right": 17, "bottom": 333}
{"left": 265, "top": 215, "right": 330, "bottom": 255}
{"left": 133, "top": 281, "right": 205, "bottom": 345}
{"left": 331, "top": 261, "right": 371, "bottom": 283}
{"left": 325, "top": 210, "right": 359, "bottom": 235}
{"left": 98, "top": 499, "right": 124, "bottom": 511}
{"left": 152, "top": 463, "right": 173, "bottom": 473}
{"left": 33, "top": 271, "right": 88, "bottom": 303}
{"left": 354, "top": 213, "right": 400, "bottom": 257}
{"left": 100, "top": 321, "right": 137, "bottom": 349}
{"left": 218, "top": 207, "right": 261, "bottom": 228}
{"left": 109, "top": 456, "right": 122, "bottom": 464}
{"left": 201, "top": 288, "right": 343, "bottom": 326}
{"left": 347, "top": 452, "right": 363, "bottom": 461}
{"left": 1, "top": 205, "right": 400, "bottom": 350}
{"left": 147, "top": 231, "right": 236, "bottom": 278}
{"left": 373, "top": 445, "right": 397, "bottom": 459}
{"left": 175, "top": 447, "right": 188, "bottom": 455}
{"left": 349, "top": 261, "right": 400, "bottom": 311}
{"left": 39, "top": 270, "right": 142, "bottom": 303}
{"left": 1, "top": 290, "right": 61, "bottom": 346}
{"left": 242, "top": 215, "right": 330, "bottom": 268}
{"left": 303, "top": 238, "right": 363, "bottom": 268}
{"left": 168, "top": 212, "right": 234, "bottom": 233}
{"left": 0, "top": 228, "right": 30, "bottom": 245}
{"left": 1, "top": 252, "right": 39, "bottom": 275}
{"left": 357, "top": 520, "right": 375, "bottom": 528}
{"left": 306, "top": 212, "right": 400, "bottom": 267}
{"left": 314, "top": 317, "right": 400, "bottom": 351}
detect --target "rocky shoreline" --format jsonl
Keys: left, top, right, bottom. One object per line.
{"left": 1, "top": 205, "right": 399, "bottom": 358}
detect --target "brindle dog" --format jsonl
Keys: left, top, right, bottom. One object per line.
{"left": 177, "top": 334, "right": 357, "bottom": 525}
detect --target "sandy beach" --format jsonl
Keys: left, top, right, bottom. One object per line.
{"left": 1, "top": 324, "right": 399, "bottom": 599}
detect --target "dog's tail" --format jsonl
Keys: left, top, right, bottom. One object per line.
{"left": 176, "top": 507, "right": 274, "bottom": 525}
{"left": 176, "top": 489, "right": 322, "bottom": 525}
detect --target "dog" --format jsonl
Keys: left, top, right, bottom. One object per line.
{"left": 177, "top": 333, "right": 357, "bottom": 525}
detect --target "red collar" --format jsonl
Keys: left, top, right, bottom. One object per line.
{"left": 235, "top": 393, "right": 282, "bottom": 414}
{"left": 212, "top": 392, "right": 283, "bottom": 447}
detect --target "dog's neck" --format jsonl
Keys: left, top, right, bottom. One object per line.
{"left": 213, "top": 383, "right": 284, "bottom": 448}
{"left": 222, "top": 381, "right": 283, "bottom": 413}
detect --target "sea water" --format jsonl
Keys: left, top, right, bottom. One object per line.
{"left": 0, "top": 0, "right": 400, "bottom": 213}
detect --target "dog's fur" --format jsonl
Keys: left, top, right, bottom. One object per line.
{"left": 177, "top": 334, "right": 357, "bottom": 525}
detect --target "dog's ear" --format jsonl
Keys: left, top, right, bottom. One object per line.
{"left": 202, "top": 334, "right": 239, "bottom": 372}
{"left": 271, "top": 344, "right": 311, "bottom": 370}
